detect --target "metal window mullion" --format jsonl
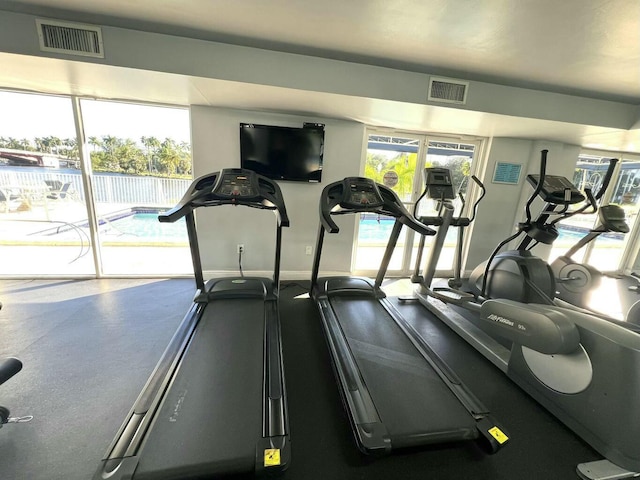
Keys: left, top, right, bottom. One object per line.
{"left": 617, "top": 154, "right": 640, "bottom": 272}
{"left": 455, "top": 138, "right": 484, "bottom": 277}
{"left": 71, "top": 96, "right": 103, "bottom": 277}
{"left": 393, "top": 135, "right": 425, "bottom": 276}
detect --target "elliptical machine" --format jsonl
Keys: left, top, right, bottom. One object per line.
{"left": 467, "top": 149, "right": 610, "bottom": 305}
{"left": 551, "top": 205, "right": 628, "bottom": 304}
{"left": 546, "top": 168, "right": 640, "bottom": 323}
{"left": 410, "top": 150, "right": 640, "bottom": 479}
{"left": 409, "top": 167, "right": 485, "bottom": 290}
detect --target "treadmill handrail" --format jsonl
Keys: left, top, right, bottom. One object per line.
{"left": 159, "top": 168, "right": 289, "bottom": 293}
{"left": 318, "top": 177, "right": 435, "bottom": 237}
{"left": 159, "top": 169, "right": 290, "bottom": 227}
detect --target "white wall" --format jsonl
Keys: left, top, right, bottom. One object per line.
{"left": 465, "top": 138, "right": 581, "bottom": 271}
{"left": 190, "top": 106, "right": 366, "bottom": 280}
{"left": 465, "top": 137, "right": 534, "bottom": 270}
{"left": 189, "top": 107, "right": 587, "bottom": 281}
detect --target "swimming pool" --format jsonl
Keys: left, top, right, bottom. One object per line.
{"left": 357, "top": 215, "right": 624, "bottom": 245}
{"left": 40, "top": 207, "right": 188, "bottom": 244}
{"left": 43, "top": 209, "right": 624, "bottom": 247}
{"left": 99, "top": 210, "right": 187, "bottom": 241}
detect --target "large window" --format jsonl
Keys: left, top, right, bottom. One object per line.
{"left": 354, "top": 132, "right": 480, "bottom": 277}
{"left": 0, "top": 91, "right": 95, "bottom": 275}
{"left": 0, "top": 91, "right": 192, "bottom": 277}
{"left": 548, "top": 152, "right": 640, "bottom": 273}
{"left": 81, "top": 100, "right": 192, "bottom": 275}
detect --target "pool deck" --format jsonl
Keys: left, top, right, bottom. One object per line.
{"left": 0, "top": 200, "right": 630, "bottom": 277}
{"left": 0, "top": 201, "right": 192, "bottom": 276}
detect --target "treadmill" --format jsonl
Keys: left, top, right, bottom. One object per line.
{"left": 309, "top": 176, "right": 509, "bottom": 455}
{"left": 94, "top": 168, "right": 291, "bottom": 479}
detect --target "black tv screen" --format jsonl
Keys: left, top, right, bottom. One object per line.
{"left": 239, "top": 123, "right": 324, "bottom": 183}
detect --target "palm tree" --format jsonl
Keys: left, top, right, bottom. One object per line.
{"left": 117, "top": 139, "right": 146, "bottom": 174}
{"left": 34, "top": 137, "right": 47, "bottom": 153}
{"left": 62, "top": 138, "right": 78, "bottom": 159}
{"left": 141, "top": 136, "right": 161, "bottom": 173}
{"left": 44, "top": 136, "right": 62, "bottom": 155}
{"left": 88, "top": 136, "right": 102, "bottom": 152}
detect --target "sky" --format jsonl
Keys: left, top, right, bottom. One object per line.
{"left": 0, "top": 90, "right": 191, "bottom": 144}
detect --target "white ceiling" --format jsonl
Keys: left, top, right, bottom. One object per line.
{"left": 1, "top": 0, "right": 638, "bottom": 102}
{"left": 0, "top": 0, "right": 639, "bottom": 151}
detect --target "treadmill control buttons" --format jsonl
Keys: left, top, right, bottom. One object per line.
{"left": 344, "top": 180, "right": 383, "bottom": 208}
{"left": 216, "top": 173, "right": 258, "bottom": 197}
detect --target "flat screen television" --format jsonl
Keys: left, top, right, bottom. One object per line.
{"left": 239, "top": 123, "right": 325, "bottom": 183}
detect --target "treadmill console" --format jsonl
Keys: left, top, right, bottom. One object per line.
{"left": 341, "top": 177, "right": 384, "bottom": 209}
{"left": 527, "top": 174, "right": 585, "bottom": 205}
{"left": 213, "top": 169, "right": 260, "bottom": 199}
{"left": 424, "top": 168, "right": 456, "bottom": 200}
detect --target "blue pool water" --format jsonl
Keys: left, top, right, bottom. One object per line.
{"left": 42, "top": 208, "right": 187, "bottom": 242}
{"left": 357, "top": 216, "right": 623, "bottom": 244}
{"left": 102, "top": 212, "right": 187, "bottom": 240}
{"left": 105, "top": 212, "right": 623, "bottom": 244}
{"left": 59, "top": 209, "right": 622, "bottom": 245}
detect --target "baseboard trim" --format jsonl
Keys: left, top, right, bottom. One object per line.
{"left": 202, "top": 270, "right": 349, "bottom": 281}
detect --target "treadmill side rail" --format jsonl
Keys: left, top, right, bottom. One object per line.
{"left": 97, "top": 302, "right": 203, "bottom": 468}
{"left": 264, "top": 301, "right": 287, "bottom": 438}
{"left": 382, "top": 297, "right": 510, "bottom": 453}
{"left": 256, "top": 300, "right": 290, "bottom": 474}
{"left": 314, "top": 293, "right": 392, "bottom": 455}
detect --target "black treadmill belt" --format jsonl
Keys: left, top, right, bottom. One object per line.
{"left": 330, "top": 296, "right": 477, "bottom": 443}
{"left": 135, "top": 298, "right": 266, "bottom": 479}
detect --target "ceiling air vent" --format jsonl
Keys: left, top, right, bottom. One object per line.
{"left": 36, "top": 19, "right": 104, "bottom": 58}
{"left": 427, "top": 77, "right": 469, "bottom": 104}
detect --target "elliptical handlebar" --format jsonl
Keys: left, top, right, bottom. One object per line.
{"left": 584, "top": 188, "right": 598, "bottom": 212}
{"left": 547, "top": 157, "right": 618, "bottom": 225}
{"left": 595, "top": 158, "right": 619, "bottom": 201}
{"left": 467, "top": 175, "right": 486, "bottom": 223}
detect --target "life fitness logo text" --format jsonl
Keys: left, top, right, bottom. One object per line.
{"left": 487, "top": 313, "right": 515, "bottom": 327}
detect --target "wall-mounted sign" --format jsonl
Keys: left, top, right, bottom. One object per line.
{"left": 493, "top": 162, "right": 522, "bottom": 185}
{"left": 383, "top": 170, "right": 399, "bottom": 187}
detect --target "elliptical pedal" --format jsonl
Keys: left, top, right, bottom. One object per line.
{"left": 577, "top": 459, "right": 640, "bottom": 480}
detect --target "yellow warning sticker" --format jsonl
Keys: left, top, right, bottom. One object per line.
{"left": 264, "top": 448, "right": 281, "bottom": 467}
{"left": 488, "top": 426, "right": 509, "bottom": 444}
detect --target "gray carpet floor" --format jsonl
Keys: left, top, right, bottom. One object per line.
{"left": 0, "top": 278, "right": 194, "bottom": 480}
{"left": 1, "top": 277, "right": 631, "bottom": 479}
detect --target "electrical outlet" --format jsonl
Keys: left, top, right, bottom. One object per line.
{"left": 237, "top": 244, "right": 245, "bottom": 254}
{"left": 305, "top": 245, "right": 313, "bottom": 255}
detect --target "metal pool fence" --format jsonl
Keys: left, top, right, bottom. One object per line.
{"left": 0, "top": 168, "right": 191, "bottom": 206}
